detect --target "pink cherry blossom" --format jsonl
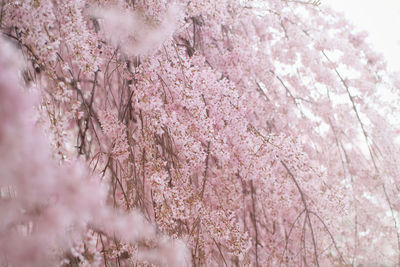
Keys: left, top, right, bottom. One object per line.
{"left": 1, "top": 0, "right": 400, "bottom": 266}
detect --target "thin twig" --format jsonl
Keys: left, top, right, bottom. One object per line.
{"left": 281, "top": 160, "right": 320, "bottom": 267}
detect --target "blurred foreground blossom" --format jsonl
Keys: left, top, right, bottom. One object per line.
{"left": 0, "top": 37, "right": 189, "bottom": 266}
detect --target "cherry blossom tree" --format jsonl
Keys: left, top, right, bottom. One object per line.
{"left": 1, "top": 0, "right": 400, "bottom": 266}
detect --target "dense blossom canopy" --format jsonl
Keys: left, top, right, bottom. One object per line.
{"left": 1, "top": 0, "right": 400, "bottom": 266}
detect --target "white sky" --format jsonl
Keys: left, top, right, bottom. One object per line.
{"left": 323, "top": 0, "right": 400, "bottom": 72}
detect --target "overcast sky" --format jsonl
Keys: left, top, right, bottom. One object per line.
{"left": 323, "top": 0, "right": 400, "bottom": 72}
